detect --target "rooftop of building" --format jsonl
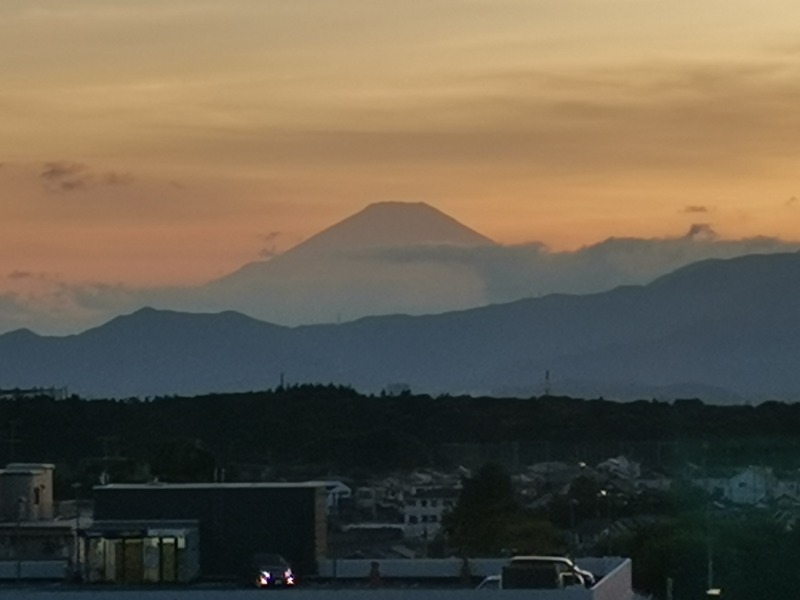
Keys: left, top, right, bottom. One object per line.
{"left": 93, "top": 480, "right": 328, "bottom": 491}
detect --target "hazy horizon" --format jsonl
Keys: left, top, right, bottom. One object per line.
{"left": 2, "top": 200, "right": 799, "bottom": 335}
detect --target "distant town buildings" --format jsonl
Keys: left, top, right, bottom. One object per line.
{"left": 402, "top": 486, "right": 459, "bottom": 539}
{"left": 4, "top": 453, "right": 800, "bottom": 591}
{"left": 696, "top": 465, "right": 800, "bottom": 507}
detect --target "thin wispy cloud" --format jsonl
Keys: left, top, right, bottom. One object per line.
{"left": 681, "top": 205, "right": 710, "bottom": 214}
{"left": 39, "top": 161, "right": 134, "bottom": 193}
{"left": 40, "top": 162, "right": 90, "bottom": 192}
{"left": 7, "top": 270, "right": 37, "bottom": 281}
{"left": 101, "top": 172, "right": 135, "bottom": 186}
{"left": 258, "top": 232, "right": 283, "bottom": 259}
{"left": 181, "top": 60, "right": 800, "bottom": 187}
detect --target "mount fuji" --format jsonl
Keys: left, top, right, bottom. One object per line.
{"left": 164, "top": 201, "right": 498, "bottom": 324}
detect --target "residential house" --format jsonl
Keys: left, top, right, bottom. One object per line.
{"left": 402, "top": 487, "right": 459, "bottom": 539}
{"left": 723, "top": 466, "right": 778, "bottom": 505}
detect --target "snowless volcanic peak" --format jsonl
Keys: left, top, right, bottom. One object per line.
{"left": 286, "top": 201, "right": 497, "bottom": 257}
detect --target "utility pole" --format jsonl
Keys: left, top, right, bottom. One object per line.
{"left": 16, "top": 495, "right": 24, "bottom": 582}
{"left": 72, "top": 483, "right": 83, "bottom": 582}
{"left": 703, "top": 441, "right": 714, "bottom": 592}
{"left": 707, "top": 541, "right": 714, "bottom": 591}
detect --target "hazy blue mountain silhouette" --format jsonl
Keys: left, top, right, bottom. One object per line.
{"left": 180, "top": 201, "right": 497, "bottom": 324}
{"left": 1, "top": 252, "right": 799, "bottom": 401}
{"left": 4, "top": 201, "right": 798, "bottom": 337}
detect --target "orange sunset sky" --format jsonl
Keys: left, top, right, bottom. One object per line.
{"left": 2, "top": 0, "right": 799, "bottom": 288}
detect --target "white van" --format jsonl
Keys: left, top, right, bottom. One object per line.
{"left": 500, "top": 555, "right": 596, "bottom": 589}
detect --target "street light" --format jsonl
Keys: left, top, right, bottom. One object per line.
{"left": 598, "top": 490, "right": 611, "bottom": 555}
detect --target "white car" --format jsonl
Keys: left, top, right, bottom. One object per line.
{"left": 479, "top": 556, "right": 597, "bottom": 590}
{"left": 475, "top": 574, "right": 501, "bottom": 590}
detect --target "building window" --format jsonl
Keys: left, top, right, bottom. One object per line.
{"left": 34, "top": 487, "right": 41, "bottom": 505}
{"left": 409, "top": 516, "right": 418, "bottom": 524}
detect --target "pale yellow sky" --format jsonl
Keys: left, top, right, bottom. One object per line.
{"left": 2, "top": 0, "right": 799, "bottom": 287}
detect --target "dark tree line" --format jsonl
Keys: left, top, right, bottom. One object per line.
{"left": 2, "top": 385, "right": 800, "bottom": 495}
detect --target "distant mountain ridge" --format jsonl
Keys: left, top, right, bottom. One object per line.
{"left": 152, "top": 201, "right": 800, "bottom": 328}
{"left": 4, "top": 201, "right": 800, "bottom": 336}
{"left": 2, "top": 251, "right": 799, "bottom": 402}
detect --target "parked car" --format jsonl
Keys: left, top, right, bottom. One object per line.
{"left": 475, "top": 574, "right": 501, "bottom": 590}
{"left": 242, "top": 553, "right": 296, "bottom": 588}
{"left": 506, "top": 555, "right": 596, "bottom": 589}
{"left": 478, "top": 555, "right": 597, "bottom": 590}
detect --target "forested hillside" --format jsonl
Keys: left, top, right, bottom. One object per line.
{"left": 2, "top": 385, "right": 799, "bottom": 495}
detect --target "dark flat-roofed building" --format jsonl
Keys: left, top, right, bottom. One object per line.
{"left": 93, "top": 482, "right": 327, "bottom": 580}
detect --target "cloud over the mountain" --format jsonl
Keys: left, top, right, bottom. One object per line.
{"left": 2, "top": 226, "right": 800, "bottom": 335}
{"left": 362, "top": 228, "right": 800, "bottom": 303}
{"left": 0, "top": 270, "right": 142, "bottom": 334}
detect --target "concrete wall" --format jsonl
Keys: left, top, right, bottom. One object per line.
{"left": 319, "top": 557, "right": 506, "bottom": 579}
{"left": 317, "top": 557, "right": 632, "bottom": 600}
{"left": 591, "top": 559, "right": 633, "bottom": 600}
{"left": 317, "top": 557, "right": 623, "bottom": 580}
{"left": 0, "top": 559, "right": 67, "bottom": 580}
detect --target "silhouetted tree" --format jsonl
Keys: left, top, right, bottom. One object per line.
{"left": 148, "top": 438, "right": 216, "bottom": 482}
{"left": 444, "top": 462, "right": 520, "bottom": 555}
